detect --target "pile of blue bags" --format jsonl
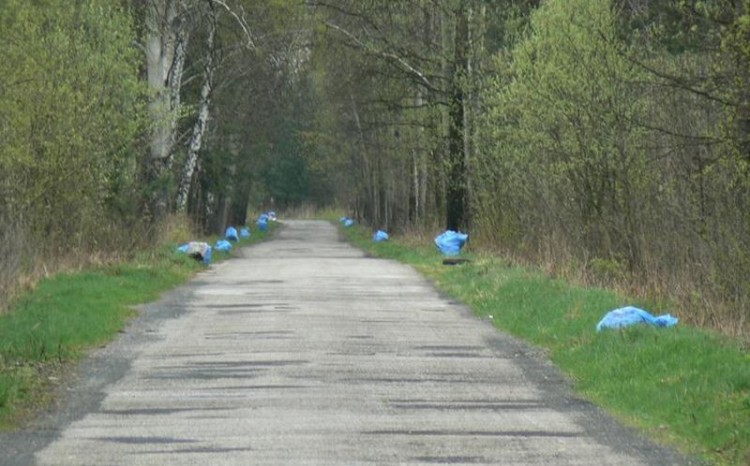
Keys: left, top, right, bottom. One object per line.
{"left": 256, "top": 210, "right": 278, "bottom": 232}
{"left": 177, "top": 211, "right": 277, "bottom": 265}
{"left": 176, "top": 241, "right": 212, "bottom": 264}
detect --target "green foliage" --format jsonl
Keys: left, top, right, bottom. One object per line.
{"left": 0, "top": 0, "right": 146, "bottom": 285}
{"left": 478, "top": 0, "right": 649, "bottom": 255}
{"left": 341, "top": 223, "right": 750, "bottom": 465}
{"left": 261, "top": 119, "right": 311, "bottom": 208}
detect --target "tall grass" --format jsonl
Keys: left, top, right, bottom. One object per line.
{"left": 342, "top": 223, "right": 750, "bottom": 466}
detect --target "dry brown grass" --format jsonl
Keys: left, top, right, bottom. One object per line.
{"left": 0, "top": 214, "right": 198, "bottom": 315}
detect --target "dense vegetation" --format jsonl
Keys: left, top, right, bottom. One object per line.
{"left": 2, "top": 1, "right": 749, "bottom": 332}
{"left": 1, "top": 2, "right": 748, "bottom": 460}
{"left": 305, "top": 0, "right": 750, "bottom": 336}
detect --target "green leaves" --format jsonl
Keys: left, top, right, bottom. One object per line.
{"left": 0, "top": 1, "right": 146, "bottom": 304}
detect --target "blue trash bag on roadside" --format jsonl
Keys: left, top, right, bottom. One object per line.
{"left": 177, "top": 241, "right": 212, "bottom": 265}
{"left": 225, "top": 226, "right": 239, "bottom": 241}
{"left": 373, "top": 230, "right": 389, "bottom": 242}
{"left": 257, "top": 215, "right": 268, "bottom": 232}
{"left": 240, "top": 227, "right": 251, "bottom": 238}
{"left": 215, "top": 239, "right": 232, "bottom": 252}
{"left": 596, "top": 306, "right": 678, "bottom": 332}
{"left": 434, "top": 230, "right": 468, "bottom": 256}
{"left": 343, "top": 217, "right": 355, "bottom": 227}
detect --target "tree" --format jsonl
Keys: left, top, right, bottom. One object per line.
{"left": 0, "top": 0, "right": 144, "bottom": 306}
{"left": 175, "top": 0, "right": 217, "bottom": 212}
{"left": 141, "top": 0, "right": 194, "bottom": 220}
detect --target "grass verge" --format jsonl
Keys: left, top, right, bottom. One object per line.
{"left": 0, "top": 224, "right": 276, "bottom": 430}
{"left": 341, "top": 222, "right": 750, "bottom": 466}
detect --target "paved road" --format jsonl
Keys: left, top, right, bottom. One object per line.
{"left": 1, "top": 220, "right": 691, "bottom": 465}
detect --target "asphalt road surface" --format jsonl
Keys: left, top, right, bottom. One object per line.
{"left": 1, "top": 220, "right": 694, "bottom": 465}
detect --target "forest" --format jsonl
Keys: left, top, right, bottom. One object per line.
{"left": 1, "top": 0, "right": 749, "bottom": 335}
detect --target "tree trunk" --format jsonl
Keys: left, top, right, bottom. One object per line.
{"left": 144, "top": 0, "right": 185, "bottom": 220}
{"left": 446, "top": 2, "right": 469, "bottom": 232}
{"left": 350, "top": 93, "right": 372, "bottom": 221}
{"left": 175, "top": 0, "right": 217, "bottom": 213}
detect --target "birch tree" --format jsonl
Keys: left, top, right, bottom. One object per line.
{"left": 143, "top": 0, "right": 194, "bottom": 219}
{"left": 175, "top": 0, "right": 217, "bottom": 212}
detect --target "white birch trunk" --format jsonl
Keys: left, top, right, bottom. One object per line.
{"left": 145, "top": 0, "right": 193, "bottom": 217}
{"left": 166, "top": 27, "right": 189, "bottom": 170}
{"left": 175, "top": 1, "right": 216, "bottom": 213}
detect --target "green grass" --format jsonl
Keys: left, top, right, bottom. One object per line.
{"left": 341, "top": 222, "right": 750, "bottom": 466}
{"left": 0, "top": 224, "right": 276, "bottom": 429}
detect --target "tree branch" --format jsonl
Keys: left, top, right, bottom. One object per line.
{"left": 324, "top": 20, "right": 437, "bottom": 93}
{"left": 212, "top": 0, "right": 255, "bottom": 49}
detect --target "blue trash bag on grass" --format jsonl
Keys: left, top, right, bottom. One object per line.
{"left": 257, "top": 214, "right": 269, "bottom": 232}
{"left": 240, "top": 227, "right": 251, "bottom": 238}
{"left": 373, "top": 230, "right": 389, "bottom": 242}
{"left": 177, "top": 241, "right": 212, "bottom": 265}
{"left": 215, "top": 239, "right": 232, "bottom": 252}
{"left": 596, "top": 306, "right": 678, "bottom": 332}
{"left": 339, "top": 216, "right": 355, "bottom": 227}
{"left": 434, "top": 230, "right": 468, "bottom": 256}
{"left": 225, "top": 226, "right": 239, "bottom": 241}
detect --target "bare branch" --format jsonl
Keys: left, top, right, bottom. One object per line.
{"left": 324, "top": 21, "right": 437, "bottom": 93}
{"left": 212, "top": 0, "right": 255, "bottom": 49}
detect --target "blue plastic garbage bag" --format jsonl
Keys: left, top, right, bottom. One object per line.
{"left": 257, "top": 215, "right": 268, "bottom": 232}
{"left": 344, "top": 218, "right": 355, "bottom": 227}
{"left": 215, "top": 239, "right": 232, "bottom": 252}
{"left": 373, "top": 230, "right": 389, "bottom": 242}
{"left": 177, "top": 241, "right": 212, "bottom": 264}
{"left": 596, "top": 306, "right": 678, "bottom": 332}
{"left": 240, "top": 227, "right": 251, "bottom": 238}
{"left": 434, "top": 230, "right": 468, "bottom": 256}
{"left": 225, "top": 226, "right": 239, "bottom": 241}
